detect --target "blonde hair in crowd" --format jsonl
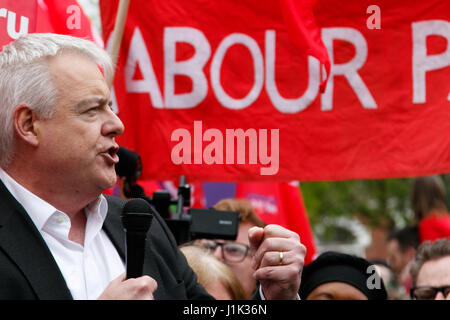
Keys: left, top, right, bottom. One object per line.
{"left": 180, "top": 245, "right": 248, "bottom": 299}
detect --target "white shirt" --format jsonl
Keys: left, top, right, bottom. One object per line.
{"left": 0, "top": 168, "right": 125, "bottom": 300}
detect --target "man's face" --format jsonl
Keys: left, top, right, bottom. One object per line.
{"left": 34, "top": 53, "right": 124, "bottom": 197}
{"left": 416, "top": 256, "right": 450, "bottom": 300}
{"left": 387, "top": 239, "right": 409, "bottom": 275}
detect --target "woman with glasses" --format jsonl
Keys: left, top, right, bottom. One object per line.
{"left": 194, "top": 198, "right": 306, "bottom": 300}
{"left": 180, "top": 245, "right": 247, "bottom": 300}
{"left": 203, "top": 199, "right": 268, "bottom": 299}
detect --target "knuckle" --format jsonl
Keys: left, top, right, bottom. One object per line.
{"left": 264, "top": 224, "right": 278, "bottom": 233}
{"left": 262, "top": 266, "right": 276, "bottom": 278}
{"left": 301, "top": 244, "right": 307, "bottom": 254}
{"left": 291, "top": 232, "right": 300, "bottom": 241}
{"left": 290, "top": 241, "right": 306, "bottom": 254}
{"left": 284, "top": 265, "right": 301, "bottom": 277}
{"left": 264, "top": 237, "right": 276, "bottom": 249}
{"left": 296, "top": 242, "right": 306, "bottom": 254}
{"left": 139, "top": 276, "right": 157, "bottom": 289}
{"left": 294, "top": 250, "right": 305, "bottom": 264}
{"left": 258, "top": 239, "right": 272, "bottom": 255}
{"left": 287, "top": 237, "right": 299, "bottom": 247}
{"left": 254, "top": 266, "right": 274, "bottom": 280}
{"left": 264, "top": 224, "right": 300, "bottom": 241}
{"left": 263, "top": 224, "right": 282, "bottom": 238}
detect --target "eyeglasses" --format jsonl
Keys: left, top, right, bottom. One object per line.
{"left": 200, "top": 240, "right": 250, "bottom": 263}
{"left": 410, "top": 286, "right": 450, "bottom": 300}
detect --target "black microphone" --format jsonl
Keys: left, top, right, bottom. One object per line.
{"left": 121, "top": 198, "right": 153, "bottom": 279}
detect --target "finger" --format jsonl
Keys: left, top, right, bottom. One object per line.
{"left": 115, "top": 272, "right": 126, "bottom": 282}
{"left": 124, "top": 275, "right": 158, "bottom": 300}
{"left": 248, "top": 226, "right": 264, "bottom": 252}
{"left": 252, "top": 237, "right": 301, "bottom": 269}
{"left": 261, "top": 224, "right": 300, "bottom": 241}
{"left": 253, "top": 263, "right": 302, "bottom": 283}
{"left": 134, "top": 275, "right": 158, "bottom": 293}
{"left": 259, "top": 250, "right": 291, "bottom": 268}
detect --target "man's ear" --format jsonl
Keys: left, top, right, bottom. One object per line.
{"left": 13, "top": 105, "right": 40, "bottom": 147}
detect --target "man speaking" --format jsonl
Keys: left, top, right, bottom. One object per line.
{"left": 0, "top": 33, "right": 306, "bottom": 300}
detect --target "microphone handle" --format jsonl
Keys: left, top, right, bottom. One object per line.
{"left": 125, "top": 231, "right": 147, "bottom": 279}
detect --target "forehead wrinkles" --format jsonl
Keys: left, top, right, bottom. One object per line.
{"left": 417, "top": 257, "right": 450, "bottom": 286}
{"left": 47, "top": 53, "right": 108, "bottom": 107}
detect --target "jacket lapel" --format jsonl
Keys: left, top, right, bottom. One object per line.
{"left": 101, "top": 196, "right": 126, "bottom": 261}
{"left": 102, "top": 196, "right": 167, "bottom": 298}
{"left": 0, "top": 181, "right": 73, "bottom": 300}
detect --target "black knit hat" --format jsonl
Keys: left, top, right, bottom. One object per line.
{"left": 299, "top": 251, "right": 387, "bottom": 300}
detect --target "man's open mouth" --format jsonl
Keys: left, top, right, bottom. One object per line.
{"left": 101, "top": 146, "right": 120, "bottom": 164}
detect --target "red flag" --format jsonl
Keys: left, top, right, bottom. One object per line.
{"left": 36, "top": 0, "right": 103, "bottom": 47}
{"left": 99, "top": 0, "right": 450, "bottom": 183}
{"left": 0, "top": 0, "right": 37, "bottom": 48}
{"left": 235, "top": 181, "right": 317, "bottom": 264}
{"left": 280, "top": 0, "right": 330, "bottom": 92}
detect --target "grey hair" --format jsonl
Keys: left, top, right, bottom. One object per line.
{"left": 410, "top": 239, "right": 450, "bottom": 286}
{"left": 0, "top": 33, "right": 113, "bottom": 168}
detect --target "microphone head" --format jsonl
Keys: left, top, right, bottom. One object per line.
{"left": 121, "top": 198, "right": 153, "bottom": 233}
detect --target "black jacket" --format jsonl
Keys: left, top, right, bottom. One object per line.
{"left": 0, "top": 180, "right": 212, "bottom": 300}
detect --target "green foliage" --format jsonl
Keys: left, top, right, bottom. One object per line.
{"left": 301, "top": 174, "right": 450, "bottom": 243}
{"left": 300, "top": 178, "right": 401, "bottom": 242}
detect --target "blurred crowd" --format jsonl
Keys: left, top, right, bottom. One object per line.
{"left": 178, "top": 175, "right": 450, "bottom": 300}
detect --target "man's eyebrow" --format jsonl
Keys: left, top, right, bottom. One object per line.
{"left": 75, "top": 97, "right": 112, "bottom": 110}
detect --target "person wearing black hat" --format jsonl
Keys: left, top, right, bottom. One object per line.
{"left": 299, "top": 251, "right": 388, "bottom": 300}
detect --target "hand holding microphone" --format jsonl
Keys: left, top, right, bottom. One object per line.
{"left": 98, "top": 198, "right": 157, "bottom": 300}
{"left": 121, "top": 198, "right": 153, "bottom": 279}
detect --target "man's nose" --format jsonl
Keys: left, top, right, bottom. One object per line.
{"left": 103, "top": 109, "right": 125, "bottom": 137}
{"left": 213, "top": 246, "right": 224, "bottom": 262}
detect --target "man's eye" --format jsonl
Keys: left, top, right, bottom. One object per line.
{"left": 86, "top": 106, "right": 101, "bottom": 114}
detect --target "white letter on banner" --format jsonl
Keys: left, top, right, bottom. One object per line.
{"left": 265, "top": 30, "right": 320, "bottom": 113}
{"left": 66, "top": 4, "right": 81, "bottom": 30}
{"left": 171, "top": 128, "right": 192, "bottom": 164}
{"left": 366, "top": 5, "right": 381, "bottom": 30}
{"left": 321, "top": 27, "right": 377, "bottom": 111}
{"left": 6, "top": 11, "right": 29, "bottom": 39}
{"left": 203, "top": 128, "right": 224, "bottom": 165}
{"left": 259, "top": 129, "right": 279, "bottom": 176}
{"left": 164, "top": 27, "right": 211, "bottom": 109}
{"left": 225, "top": 128, "right": 258, "bottom": 165}
{"left": 125, "top": 27, "right": 164, "bottom": 108}
{"left": 211, "top": 33, "right": 264, "bottom": 110}
{"left": 412, "top": 20, "right": 450, "bottom": 104}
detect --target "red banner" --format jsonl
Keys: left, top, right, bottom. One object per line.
{"left": 100, "top": 0, "right": 450, "bottom": 182}
{"left": 36, "top": 0, "right": 103, "bottom": 46}
{"left": 235, "top": 182, "right": 317, "bottom": 264}
{"left": 0, "top": 0, "right": 36, "bottom": 48}
{"left": 1, "top": 0, "right": 101, "bottom": 49}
